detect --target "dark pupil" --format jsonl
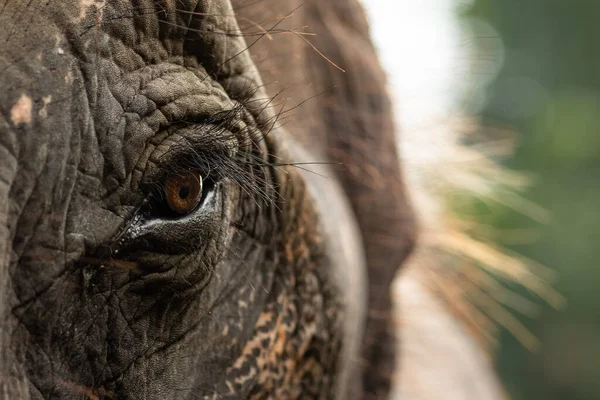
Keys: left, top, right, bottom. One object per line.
{"left": 179, "top": 186, "right": 190, "bottom": 200}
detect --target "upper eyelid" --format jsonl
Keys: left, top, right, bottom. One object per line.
{"left": 152, "top": 104, "right": 250, "bottom": 161}
{"left": 148, "top": 99, "right": 261, "bottom": 173}
{"left": 139, "top": 121, "right": 241, "bottom": 190}
{"left": 131, "top": 97, "right": 268, "bottom": 206}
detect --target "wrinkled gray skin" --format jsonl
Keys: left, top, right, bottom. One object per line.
{"left": 0, "top": 0, "right": 416, "bottom": 399}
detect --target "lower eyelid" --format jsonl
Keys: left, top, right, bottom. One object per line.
{"left": 120, "top": 183, "right": 223, "bottom": 249}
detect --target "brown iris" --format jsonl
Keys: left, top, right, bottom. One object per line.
{"left": 164, "top": 171, "right": 203, "bottom": 215}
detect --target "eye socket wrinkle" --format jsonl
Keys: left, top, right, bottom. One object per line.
{"left": 141, "top": 107, "right": 276, "bottom": 215}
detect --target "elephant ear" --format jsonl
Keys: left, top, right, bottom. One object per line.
{"left": 303, "top": 2, "right": 418, "bottom": 397}
{"left": 232, "top": 0, "right": 418, "bottom": 397}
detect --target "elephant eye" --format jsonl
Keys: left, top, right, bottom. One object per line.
{"left": 164, "top": 171, "right": 203, "bottom": 215}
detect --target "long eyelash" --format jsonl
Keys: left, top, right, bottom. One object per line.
{"left": 151, "top": 97, "right": 337, "bottom": 211}
{"left": 152, "top": 108, "right": 276, "bottom": 208}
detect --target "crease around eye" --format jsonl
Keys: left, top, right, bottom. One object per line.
{"left": 136, "top": 109, "right": 274, "bottom": 220}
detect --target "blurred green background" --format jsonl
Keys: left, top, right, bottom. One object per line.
{"left": 460, "top": 1, "right": 600, "bottom": 399}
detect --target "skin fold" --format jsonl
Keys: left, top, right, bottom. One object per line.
{"left": 0, "top": 1, "right": 416, "bottom": 399}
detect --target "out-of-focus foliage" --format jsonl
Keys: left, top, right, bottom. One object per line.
{"left": 459, "top": 1, "right": 600, "bottom": 399}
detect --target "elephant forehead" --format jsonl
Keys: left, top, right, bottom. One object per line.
{"left": 0, "top": 0, "right": 262, "bottom": 160}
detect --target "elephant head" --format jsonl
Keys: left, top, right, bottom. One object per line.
{"left": 0, "top": 0, "right": 416, "bottom": 398}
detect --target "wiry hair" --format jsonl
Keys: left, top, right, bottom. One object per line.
{"left": 398, "top": 115, "right": 564, "bottom": 352}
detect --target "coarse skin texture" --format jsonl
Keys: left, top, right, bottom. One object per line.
{"left": 0, "top": 1, "right": 416, "bottom": 399}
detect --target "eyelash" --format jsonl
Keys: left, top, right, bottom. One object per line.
{"left": 138, "top": 102, "right": 274, "bottom": 218}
